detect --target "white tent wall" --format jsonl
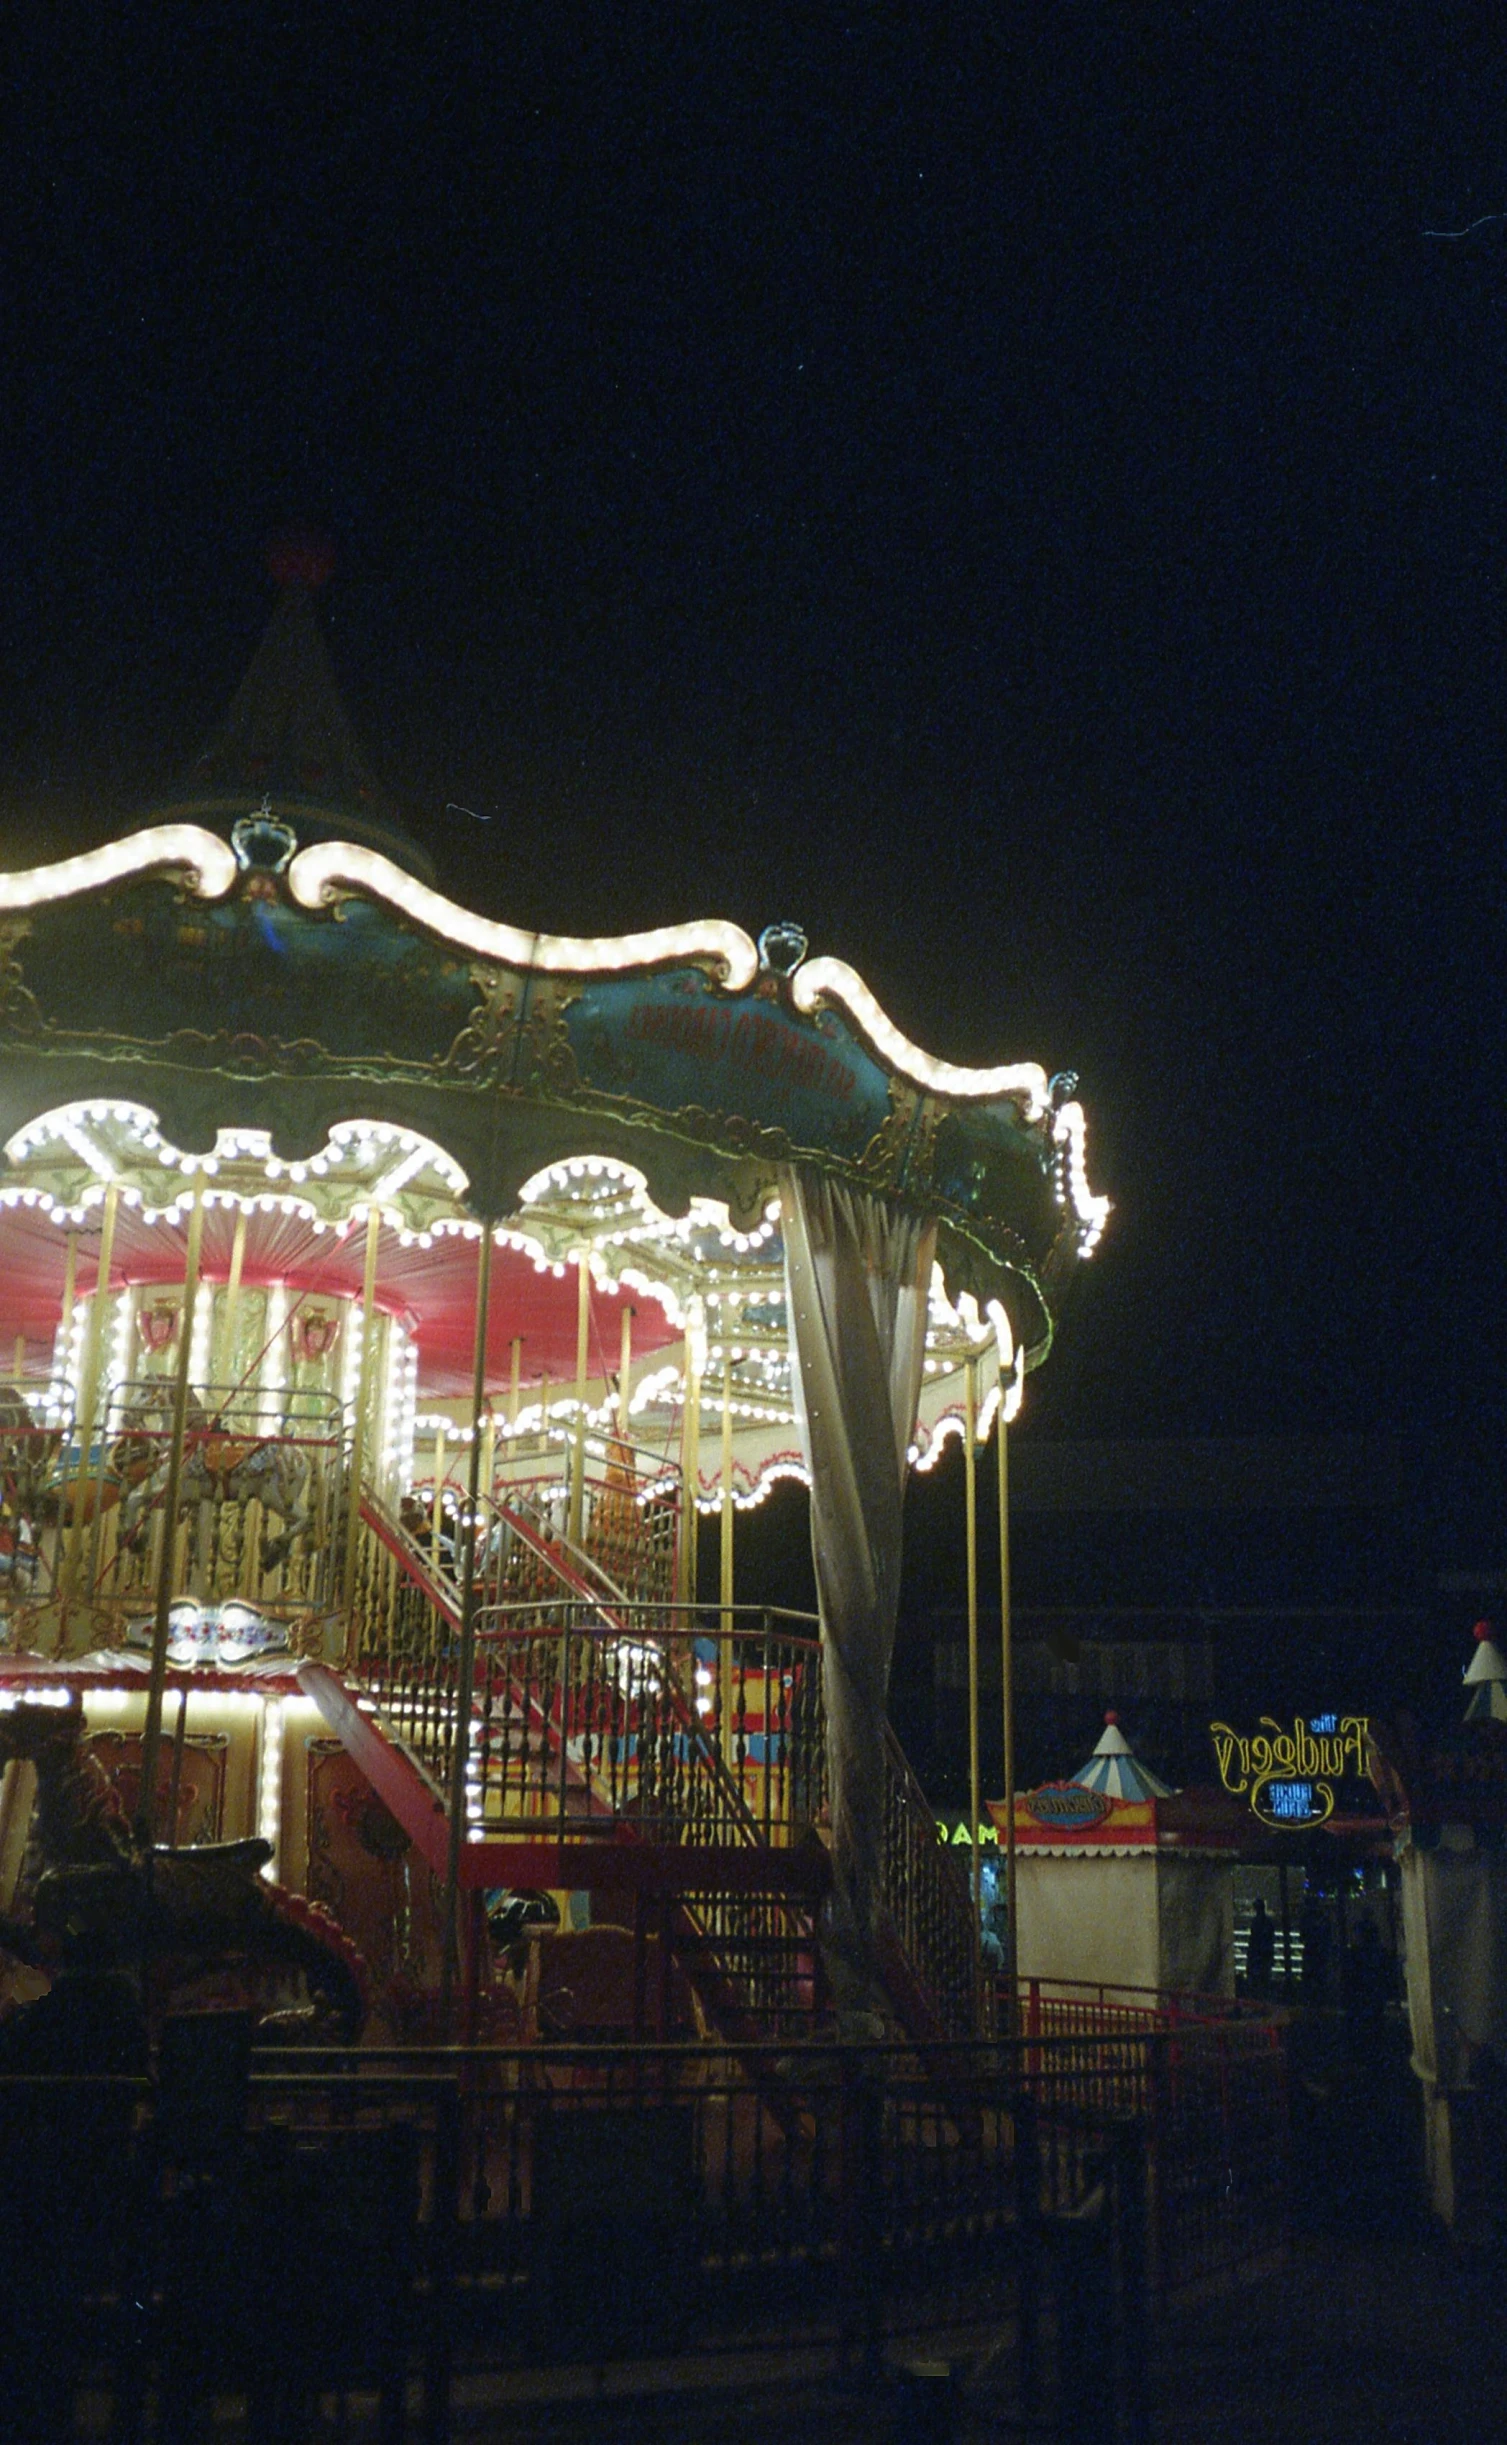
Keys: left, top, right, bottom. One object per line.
{"left": 1397, "top": 1841, "right": 1507, "bottom": 2235}
{"left": 1398, "top": 1841, "right": 1507, "bottom": 2087}
{"left": 1015, "top": 1854, "right": 1161, "bottom": 1990}
{"left": 1156, "top": 1857, "right": 1234, "bottom": 1998}
{"left": 1015, "top": 1852, "right": 1235, "bottom": 1997}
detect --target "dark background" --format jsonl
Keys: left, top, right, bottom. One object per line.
{"left": 7, "top": 7, "right": 1505, "bottom": 1705}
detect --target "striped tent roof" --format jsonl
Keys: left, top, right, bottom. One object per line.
{"left": 1464, "top": 1621, "right": 1507, "bottom": 1722}
{"left": 1069, "top": 1712, "right": 1174, "bottom": 1804}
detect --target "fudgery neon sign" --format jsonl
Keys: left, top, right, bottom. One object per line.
{"left": 1209, "top": 1715, "right": 1369, "bottom": 1829}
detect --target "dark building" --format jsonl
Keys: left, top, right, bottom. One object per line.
{"left": 897, "top": 1433, "right": 1428, "bottom": 1808}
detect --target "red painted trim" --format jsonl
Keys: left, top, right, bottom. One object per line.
{"left": 297, "top": 1662, "right": 452, "bottom": 1879}
{"left": 298, "top": 1662, "right": 831, "bottom": 1900}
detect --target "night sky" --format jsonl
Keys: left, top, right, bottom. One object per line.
{"left": 8, "top": 10, "right": 1507, "bottom": 1554}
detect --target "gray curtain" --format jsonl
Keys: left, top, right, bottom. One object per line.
{"left": 781, "top": 1166, "right": 934, "bottom": 2030}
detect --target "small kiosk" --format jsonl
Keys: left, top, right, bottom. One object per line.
{"left": 992, "top": 1713, "right": 1245, "bottom": 2000}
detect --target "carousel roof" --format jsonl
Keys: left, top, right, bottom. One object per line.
{"left": 166, "top": 551, "right": 435, "bottom": 884}
{"left": 0, "top": 582, "right": 1111, "bottom": 1497}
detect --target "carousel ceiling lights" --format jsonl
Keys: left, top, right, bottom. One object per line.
{"left": 3, "top": 1096, "right": 1047, "bottom": 1510}
{"left": 2, "top": 1101, "right": 470, "bottom": 1235}
{"left": 1052, "top": 1100, "right": 1111, "bottom": 1257}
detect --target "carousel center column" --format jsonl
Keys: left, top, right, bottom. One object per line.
{"left": 138, "top": 1179, "right": 206, "bottom": 1845}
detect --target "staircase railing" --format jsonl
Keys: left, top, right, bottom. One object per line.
{"left": 465, "top": 1599, "right": 825, "bottom": 1849}
{"left": 350, "top": 1502, "right": 823, "bottom": 1839}
{"left": 880, "top": 1728, "right": 989, "bottom": 2041}
{"left": 414, "top": 1430, "right": 681, "bottom": 1605}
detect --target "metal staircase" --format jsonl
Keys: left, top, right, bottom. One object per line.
{"left": 315, "top": 1470, "right": 983, "bottom": 2044}
{"left": 5, "top": 1359, "right": 981, "bottom": 2039}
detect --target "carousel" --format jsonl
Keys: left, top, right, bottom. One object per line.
{"left": 0, "top": 562, "right": 1109, "bottom": 2050}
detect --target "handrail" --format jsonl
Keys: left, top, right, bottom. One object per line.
{"left": 418, "top": 1433, "right": 684, "bottom": 1607}
{"left": 483, "top": 1492, "right": 625, "bottom": 1625}
{"left": 474, "top": 1596, "right": 822, "bottom": 1648}
{"left": 881, "top": 1722, "right": 986, "bottom": 2040}
{"left": 471, "top": 1599, "right": 778, "bottom": 1854}
{"left": 360, "top": 1487, "right": 461, "bottom": 1628}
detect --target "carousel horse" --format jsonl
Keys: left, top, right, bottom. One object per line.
{"left": 0, "top": 1696, "right": 368, "bottom": 2039}
{"left": 0, "top": 1385, "right": 63, "bottom": 1583}
{"left": 112, "top": 1392, "right": 318, "bottom": 1576}
{"left": 179, "top": 1407, "right": 317, "bottom": 1574}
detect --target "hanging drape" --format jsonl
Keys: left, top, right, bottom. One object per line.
{"left": 780, "top": 1166, "right": 935, "bottom": 2029}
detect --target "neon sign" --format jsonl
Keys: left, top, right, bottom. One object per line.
{"left": 1210, "top": 1716, "right": 1369, "bottom": 1829}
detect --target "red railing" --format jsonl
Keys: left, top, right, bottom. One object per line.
{"left": 1014, "top": 1975, "right": 1276, "bottom": 2039}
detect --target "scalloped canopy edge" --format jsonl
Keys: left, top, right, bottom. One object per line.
{"left": 0, "top": 824, "right": 1061, "bottom": 1116}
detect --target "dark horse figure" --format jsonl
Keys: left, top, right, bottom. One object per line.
{"left": 0, "top": 1695, "right": 367, "bottom": 2049}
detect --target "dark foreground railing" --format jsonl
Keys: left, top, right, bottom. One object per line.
{"left": 0, "top": 2024, "right": 1286, "bottom": 2440}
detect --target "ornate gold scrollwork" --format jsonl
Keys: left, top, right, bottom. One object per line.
{"left": 443, "top": 967, "right": 582, "bottom": 1094}
{"left": 0, "top": 920, "right": 40, "bottom": 1033}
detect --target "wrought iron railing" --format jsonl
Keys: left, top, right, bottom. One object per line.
{"left": 348, "top": 1499, "right": 829, "bottom": 2040}
{"left": 1015, "top": 1975, "right": 1275, "bottom": 2038}
{"left": 350, "top": 1572, "right": 826, "bottom": 1853}
{"left": 348, "top": 1497, "right": 988, "bottom": 2044}
{"left": 347, "top": 1485, "right": 463, "bottom": 1780}
{"left": 880, "top": 1725, "right": 988, "bottom": 2041}
{"left": 413, "top": 1428, "right": 681, "bottom": 1605}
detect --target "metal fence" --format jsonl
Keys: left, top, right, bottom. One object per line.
{"left": 0, "top": 2021, "right": 1287, "bottom": 2437}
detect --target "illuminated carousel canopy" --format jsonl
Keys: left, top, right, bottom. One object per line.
{"left": 0, "top": 574, "right": 1108, "bottom": 1513}
{"left": 0, "top": 581, "right": 1114, "bottom": 2039}
{"left": 0, "top": 839, "right": 1105, "bottom": 1417}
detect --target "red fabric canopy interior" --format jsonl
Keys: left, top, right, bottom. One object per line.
{"left": 0, "top": 1205, "right": 683, "bottom": 1399}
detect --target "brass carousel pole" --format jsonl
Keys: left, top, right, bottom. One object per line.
{"left": 215, "top": 1204, "right": 248, "bottom": 1393}
{"left": 139, "top": 1179, "right": 205, "bottom": 1846}
{"left": 341, "top": 1204, "right": 383, "bottom": 1660}
{"left": 569, "top": 1250, "right": 590, "bottom": 1548}
{"left": 997, "top": 1355, "right": 1019, "bottom": 2037}
{"left": 60, "top": 1180, "right": 120, "bottom": 1618}
{"left": 964, "top": 1356, "right": 981, "bottom": 1922}
{"left": 442, "top": 1219, "right": 493, "bottom": 2028}
{"left": 679, "top": 1302, "right": 702, "bottom": 1612}
{"left": 720, "top": 1351, "right": 735, "bottom": 1761}
{"left": 619, "top": 1302, "right": 633, "bottom": 1436}
{"left": 430, "top": 1424, "right": 447, "bottom": 1573}
{"left": 58, "top": 1226, "right": 78, "bottom": 1380}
